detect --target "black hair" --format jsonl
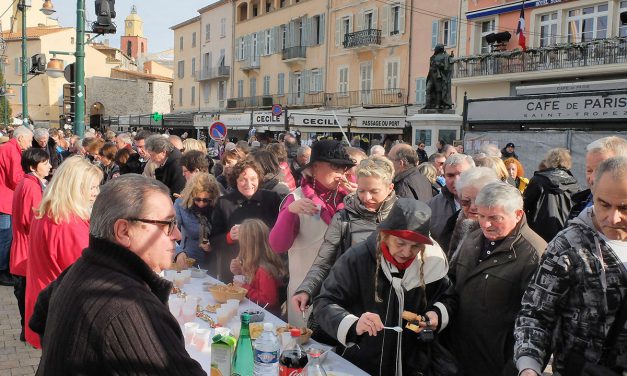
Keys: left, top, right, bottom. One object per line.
{"left": 180, "top": 150, "right": 210, "bottom": 173}
{"left": 21, "top": 148, "right": 50, "bottom": 174}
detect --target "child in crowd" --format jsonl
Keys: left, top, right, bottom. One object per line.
{"left": 230, "top": 219, "right": 286, "bottom": 316}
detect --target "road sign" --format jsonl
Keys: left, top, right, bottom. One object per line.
{"left": 209, "top": 121, "right": 227, "bottom": 141}
{"left": 271, "top": 104, "right": 283, "bottom": 117}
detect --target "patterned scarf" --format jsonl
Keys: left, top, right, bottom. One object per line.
{"left": 300, "top": 177, "right": 348, "bottom": 225}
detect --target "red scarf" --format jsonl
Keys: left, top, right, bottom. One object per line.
{"left": 300, "top": 177, "right": 348, "bottom": 225}
{"left": 381, "top": 242, "right": 415, "bottom": 271}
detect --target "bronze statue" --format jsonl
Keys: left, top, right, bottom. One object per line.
{"left": 425, "top": 44, "right": 453, "bottom": 110}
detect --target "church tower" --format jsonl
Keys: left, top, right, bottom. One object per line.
{"left": 120, "top": 5, "right": 148, "bottom": 60}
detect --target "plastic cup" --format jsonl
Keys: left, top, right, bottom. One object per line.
{"left": 168, "top": 297, "right": 184, "bottom": 318}
{"left": 163, "top": 270, "right": 176, "bottom": 281}
{"left": 180, "top": 269, "right": 192, "bottom": 284}
{"left": 173, "top": 274, "right": 185, "bottom": 288}
{"left": 181, "top": 301, "right": 197, "bottom": 323}
{"left": 233, "top": 275, "right": 246, "bottom": 285}
{"left": 216, "top": 307, "right": 230, "bottom": 325}
{"left": 187, "top": 294, "right": 201, "bottom": 306}
{"left": 193, "top": 328, "right": 212, "bottom": 351}
{"left": 312, "top": 203, "right": 322, "bottom": 220}
{"left": 226, "top": 299, "right": 240, "bottom": 316}
{"left": 183, "top": 322, "right": 199, "bottom": 345}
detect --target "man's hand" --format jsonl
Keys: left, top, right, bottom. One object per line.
{"left": 292, "top": 292, "right": 310, "bottom": 313}
{"left": 420, "top": 311, "right": 439, "bottom": 331}
{"left": 356, "top": 312, "right": 384, "bottom": 337}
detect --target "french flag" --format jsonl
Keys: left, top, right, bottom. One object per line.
{"left": 516, "top": 1, "right": 526, "bottom": 51}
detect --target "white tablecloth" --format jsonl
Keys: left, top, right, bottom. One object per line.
{"left": 171, "top": 273, "right": 369, "bottom": 376}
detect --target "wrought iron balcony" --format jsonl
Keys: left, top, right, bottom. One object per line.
{"left": 343, "top": 29, "right": 382, "bottom": 49}
{"left": 324, "top": 88, "right": 406, "bottom": 107}
{"left": 240, "top": 59, "right": 260, "bottom": 71}
{"left": 453, "top": 37, "right": 627, "bottom": 79}
{"left": 196, "top": 66, "right": 231, "bottom": 81}
{"left": 226, "top": 92, "right": 325, "bottom": 109}
{"left": 282, "top": 46, "right": 307, "bottom": 62}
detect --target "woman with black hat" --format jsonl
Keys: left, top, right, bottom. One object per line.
{"left": 314, "top": 198, "right": 452, "bottom": 376}
{"left": 269, "top": 139, "right": 356, "bottom": 327}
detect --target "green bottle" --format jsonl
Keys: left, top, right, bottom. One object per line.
{"left": 232, "top": 313, "right": 254, "bottom": 376}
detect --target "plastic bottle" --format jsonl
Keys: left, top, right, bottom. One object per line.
{"left": 279, "top": 329, "right": 308, "bottom": 376}
{"left": 232, "top": 313, "right": 254, "bottom": 376}
{"left": 253, "top": 323, "right": 280, "bottom": 376}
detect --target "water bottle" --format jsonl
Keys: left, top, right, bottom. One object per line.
{"left": 253, "top": 323, "right": 280, "bottom": 376}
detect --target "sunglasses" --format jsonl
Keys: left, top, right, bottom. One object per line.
{"left": 128, "top": 217, "right": 177, "bottom": 236}
{"left": 193, "top": 197, "right": 211, "bottom": 203}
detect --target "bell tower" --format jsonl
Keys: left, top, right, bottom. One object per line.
{"left": 119, "top": 5, "right": 148, "bottom": 60}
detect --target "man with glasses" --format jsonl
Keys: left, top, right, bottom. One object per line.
{"left": 29, "top": 175, "right": 205, "bottom": 375}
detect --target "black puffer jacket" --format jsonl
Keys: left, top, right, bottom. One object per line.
{"left": 295, "top": 192, "right": 397, "bottom": 301}
{"left": 523, "top": 168, "right": 580, "bottom": 242}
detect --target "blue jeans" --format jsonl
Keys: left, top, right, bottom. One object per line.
{"left": 0, "top": 213, "right": 12, "bottom": 272}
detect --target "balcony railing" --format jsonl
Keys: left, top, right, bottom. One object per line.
{"left": 226, "top": 89, "right": 406, "bottom": 109}
{"left": 343, "top": 29, "right": 382, "bottom": 48}
{"left": 282, "top": 46, "right": 307, "bottom": 61}
{"left": 453, "top": 37, "right": 627, "bottom": 79}
{"left": 197, "top": 66, "right": 231, "bottom": 81}
{"left": 240, "top": 59, "right": 260, "bottom": 71}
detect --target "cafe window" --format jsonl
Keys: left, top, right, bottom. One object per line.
{"left": 539, "top": 12, "right": 559, "bottom": 47}
{"left": 567, "top": 4, "right": 608, "bottom": 43}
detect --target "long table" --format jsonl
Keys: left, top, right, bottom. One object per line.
{"left": 171, "top": 273, "right": 369, "bottom": 376}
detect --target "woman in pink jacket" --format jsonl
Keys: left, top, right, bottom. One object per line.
{"left": 25, "top": 156, "right": 102, "bottom": 348}
{"left": 10, "top": 148, "right": 51, "bottom": 341}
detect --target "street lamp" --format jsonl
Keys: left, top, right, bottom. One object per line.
{"left": 40, "top": 0, "right": 56, "bottom": 16}
{"left": 45, "top": 58, "right": 64, "bottom": 78}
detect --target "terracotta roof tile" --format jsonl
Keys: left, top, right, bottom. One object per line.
{"left": 1, "top": 27, "right": 72, "bottom": 41}
{"left": 111, "top": 68, "right": 173, "bottom": 83}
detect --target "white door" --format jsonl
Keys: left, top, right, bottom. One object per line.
{"left": 360, "top": 62, "right": 372, "bottom": 104}
{"left": 295, "top": 72, "right": 303, "bottom": 104}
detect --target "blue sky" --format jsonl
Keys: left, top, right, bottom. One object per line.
{"left": 53, "top": 1, "right": 217, "bottom": 53}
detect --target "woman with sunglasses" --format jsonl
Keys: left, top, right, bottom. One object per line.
{"left": 269, "top": 139, "right": 355, "bottom": 327}
{"left": 173, "top": 173, "right": 221, "bottom": 273}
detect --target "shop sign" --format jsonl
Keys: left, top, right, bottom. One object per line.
{"left": 356, "top": 117, "right": 405, "bottom": 128}
{"left": 218, "top": 113, "right": 251, "bottom": 127}
{"left": 253, "top": 111, "right": 284, "bottom": 125}
{"left": 292, "top": 114, "right": 349, "bottom": 127}
{"left": 467, "top": 93, "right": 627, "bottom": 122}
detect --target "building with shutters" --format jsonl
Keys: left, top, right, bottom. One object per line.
{"left": 197, "top": 0, "right": 234, "bottom": 113}
{"left": 229, "top": 0, "right": 328, "bottom": 110}
{"left": 453, "top": 0, "right": 627, "bottom": 116}
{"left": 171, "top": 16, "right": 201, "bottom": 113}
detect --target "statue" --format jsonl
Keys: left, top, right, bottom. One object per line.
{"left": 425, "top": 44, "right": 453, "bottom": 110}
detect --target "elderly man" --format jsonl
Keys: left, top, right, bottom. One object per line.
{"left": 31, "top": 128, "right": 61, "bottom": 174}
{"left": 370, "top": 145, "right": 385, "bottom": 157}
{"left": 569, "top": 136, "right": 627, "bottom": 220}
{"left": 290, "top": 145, "right": 311, "bottom": 187}
{"left": 0, "top": 126, "right": 33, "bottom": 286}
{"left": 168, "top": 134, "right": 184, "bottom": 152}
{"left": 442, "top": 144, "right": 458, "bottom": 158}
{"left": 145, "top": 135, "right": 186, "bottom": 201}
{"left": 428, "top": 153, "right": 474, "bottom": 250}
{"left": 515, "top": 156, "right": 627, "bottom": 376}
{"left": 29, "top": 175, "right": 206, "bottom": 375}
{"left": 441, "top": 182, "right": 546, "bottom": 376}
{"left": 388, "top": 143, "right": 433, "bottom": 202}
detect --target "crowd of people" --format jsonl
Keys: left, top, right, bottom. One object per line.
{"left": 0, "top": 123, "right": 625, "bottom": 376}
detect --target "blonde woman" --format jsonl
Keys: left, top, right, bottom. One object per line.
{"left": 182, "top": 138, "right": 207, "bottom": 154}
{"left": 229, "top": 219, "right": 286, "bottom": 316}
{"left": 174, "top": 173, "right": 221, "bottom": 273}
{"left": 24, "top": 156, "right": 102, "bottom": 348}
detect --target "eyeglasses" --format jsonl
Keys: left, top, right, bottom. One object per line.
{"left": 128, "top": 217, "right": 177, "bottom": 236}
{"left": 193, "top": 197, "right": 211, "bottom": 203}
{"left": 329, "top": 163, "right": 348, "bottom": 172}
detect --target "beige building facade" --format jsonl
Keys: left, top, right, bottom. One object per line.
{"left": 171, "top": 16, "right": 201, "bottom": 113}
{"left": 230, "top": 0, "right": 328, "bottom": 109}
{"left": 198, "top": 0, "right": 234, "bottom": 112}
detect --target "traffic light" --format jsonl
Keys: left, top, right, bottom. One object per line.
{"left": 30, "top": 54, "right": 46, "bottom": 75}
{"left": 93, "top": 0, "right": 116, "bottom": 34}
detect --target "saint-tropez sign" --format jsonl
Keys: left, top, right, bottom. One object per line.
{"left": 355, "top": 117, "right": 405, "bottom": 128}
{"left": 467, "top": 93, "right": 627, "bottom": 122}
{"left": 253, "top": 111, "right": 284, "bottom": 125}
{"left": 292, "top": 114, "right": 349, "bottom": 127}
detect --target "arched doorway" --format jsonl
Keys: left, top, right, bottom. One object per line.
{"left": 90, "top": 102, "right": 105, "bottom": 132}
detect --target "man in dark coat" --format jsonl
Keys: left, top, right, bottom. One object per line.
{"left": 29, "top": 175, "right": 206, "bottom": 375}
{"left": 31, "top": 128, "right": 62, "bottom": 176}
{"left": 501, "top": 142, "right": 518, "bottom": 160}
{"left": 416, "top": 141, "right": 428, "bottom": 164}
{"left": 441, "top": 182, "right": 546, "bottom": 376}
{"left": 145, "top": 134, "right": 186, "bottom": 201}
{"left": 389, "top": 144, "right": 433, "bottom": 202}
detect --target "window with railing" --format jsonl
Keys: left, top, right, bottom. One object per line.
{"left": 620, "top": 1, "right": 627, "bottom": 37}
{"left": 386, "top": 60, "right": 399, "bottom": 90}
{"left": 567, "top": 4, "right": 608, "bottom": 43}
{"left": 539, "top": 12, "right": 558, "bottom": 47}
{"left": 480, "top": 19, "right": 495, "bottom": 53}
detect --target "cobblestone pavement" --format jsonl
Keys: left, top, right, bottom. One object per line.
{"left": 0, "top": 285, "right": 40, "bottom": 376}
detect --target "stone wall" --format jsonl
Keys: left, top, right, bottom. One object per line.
{"left": 86, "top": 76, "right": 172, "bottom": 117}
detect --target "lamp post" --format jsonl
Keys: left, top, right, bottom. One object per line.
{"left": 74, "top": 0, "right": 86, "bottom": 137}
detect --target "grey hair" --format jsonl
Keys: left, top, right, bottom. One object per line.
{"left": 475, "top": 181, "right": 523, "bottom": 214}
{"left": 370, "top": 145, "right": 385, "bottom": 156}
{"left": 296, "top": 145, "right": 311, "bottom": 157}
{"left": 145, "top": 134, "right": 175, "bottom": 154}
{"left": 116, "top": 132, "right": 133, "bottom": 145}
{"left": 594, "top": 156, "right": 627, "bottom": 184}
{"left": 442, "top": 144, "right": 457, "bottom": 155}
{"left": 394, "top": 144, "right": 419, "bottom": 166}
{"left": 543, "top": 148, "right": 572, "bottom": 169}
{"left": 90, "top": 174, "right": 170, "bottom": 242}
{"left": 479, "top": 144, "right": 502, "bottom": 158}
{"left": 12, "top": 125, "right": 33, "bottom": 139}
{"left": 586, "top": 136, "right": 627, "bottom": 157}
{"left": 33, "top": 127, "right": 49, "bottom": 141}
{"left": 456, "top": 167, "right": 499, "bottom": 194}
{"left": 444, "top": 153, "right": 475, "bottom": 168}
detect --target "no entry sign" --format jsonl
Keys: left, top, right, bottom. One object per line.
{"left": 209, "top": 121, "right": 227, "bottom": 141}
